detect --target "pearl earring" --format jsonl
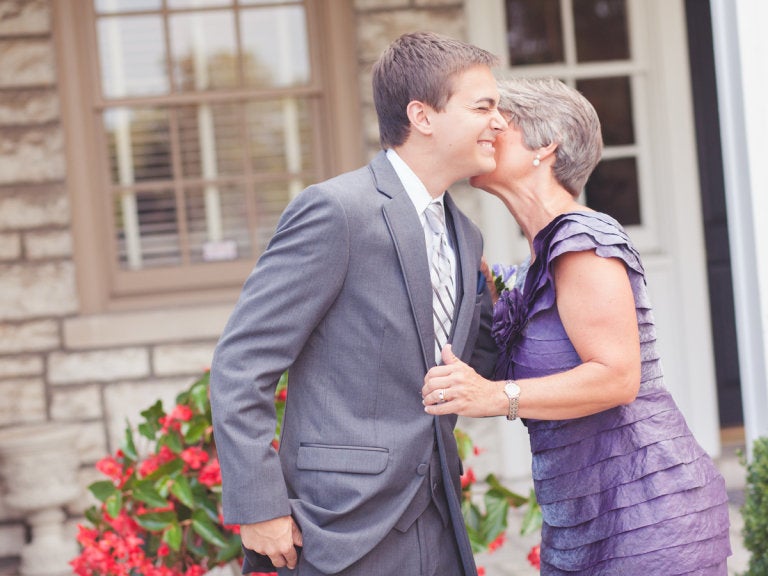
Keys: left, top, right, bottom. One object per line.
{"left": 533, "top": 155, "right": 541, "bottom": 167}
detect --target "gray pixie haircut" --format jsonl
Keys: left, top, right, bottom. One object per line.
{"left": 372, "top": 31, "right": 499, "bottom": 149}
{"left": 497, "top": 77, "right": 603, "bottom": 196}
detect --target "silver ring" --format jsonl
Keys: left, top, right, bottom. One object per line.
{"left": 438, "top": 389, "right": 445, "bottom": 402}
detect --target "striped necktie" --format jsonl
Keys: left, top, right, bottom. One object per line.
{"left": 424, "top": 202, "right": 455, "bottom": 364}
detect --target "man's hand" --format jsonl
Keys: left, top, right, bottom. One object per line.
{"left": 240, "top": 516, "right": 303, "bottom": 570}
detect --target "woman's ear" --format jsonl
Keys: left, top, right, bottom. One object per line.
{"left": 406, "top": 100, "right": 434, "bottom": 136}
{"left": 538, "top": 141, "right": 558, "bottom": 161}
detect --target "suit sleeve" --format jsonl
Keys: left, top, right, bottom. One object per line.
{"left": 209, "top": 185, "right": 350, "bottom": 524}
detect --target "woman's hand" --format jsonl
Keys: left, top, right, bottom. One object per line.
{"left": 422, "top": 345, "right": 507, "bottom": 418}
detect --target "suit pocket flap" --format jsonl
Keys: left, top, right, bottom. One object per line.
{"left": 297, "top": 443, "right": 389, "bottom": 474}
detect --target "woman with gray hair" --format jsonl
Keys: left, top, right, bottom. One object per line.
{"left": 422, "top": 77, "right": 731, "bottom": 574}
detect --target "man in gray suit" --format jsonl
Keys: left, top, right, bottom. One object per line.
{"left": 210, "top": 31, "right": 506, "bottom": 575}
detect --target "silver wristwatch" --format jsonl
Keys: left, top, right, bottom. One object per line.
{"left": 503, "top": 380, "right": 521, "bottom": 421}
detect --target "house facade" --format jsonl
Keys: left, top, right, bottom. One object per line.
{"left": 0, "top": 0, "right": 765, "bottom": 568}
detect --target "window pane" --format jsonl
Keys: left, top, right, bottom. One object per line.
{"left": 97, "top": 15, "right": 169, "bottom": 97}
{"left": 167, "top": 0, "right": 231, "bottom": 7}
{"left": 170, "top": 11, "right": 239, "bottom": 91}
{"left": 573, "top": 0, "right": 629, "bottom": 62}
{"left": 186, "top": 184, "right": 252, "bottom": 263}
{"left": 576, "top": 76, "right": 634, "bottom": 146}
{"left": 584, "top": 157, "right": 640, "bottom": 225}
{"left": 254, "top": 182, "right": 294, "bottom": 252}
{"left": 178, "top": 103, "right": 244, "bottom": 178}
{"left": 241, "top": 6, "right": 310, "bottom": 87}
{"left": 505, "top": 0, "right": 564, "bottom": 66}
{"left": 95, "top": 0, "right": 161, "bottom": 13}
{"left": 115, "top": 189, "right": 180, "bottom": 269}
{"left": 104, "top": 107, "right": 172, "bottom": 184}
{"left": 247, "top": 99, "right": 315, "bottom": 174}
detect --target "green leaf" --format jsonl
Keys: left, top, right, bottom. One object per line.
{"left": 163, "top": 521, "right": 183, "bottom": 551}
{"left": 520, "top": 489, "right": 543, "bottom": 536}
{"left": 105, "top": 492, "right": 123, "bottom": 519}
{"left": 485, "top": 473, "right": 529, "bottom": 507}
{"left": 170, "top": 475, "right": 195, "bottom": 509}
{"left": 133, "top": 479, "right": 170, "bottom": 508}
{"left": 138, "top": 400, "right": 165, "bottom": 440}
{"left": 135, "top": 510, "right": 177, "bottom": 531}
{"left": 453, "top": 428, "right": 473, "bottom": 461}
{"left": 84, "top": 505, "right": 103, "bottom": 526}
{"left": 161, "top": 431, "right": 183, "bottom": 454}
{"left": 189, "top": 373, "right": 211, "bottom": 414}
{"left": 89, "top": 480, "right": 118, "bottom": 503}
{"left": 480, "top": 490, "right": 509, "bottom": 543}
{"left": 215, "top": 533, "right": 244, "bottom": 564}
{"left": 121, "top": 423, "right": 138, "bottom": 462}
{"left": 192, "top": 509, "right": 229, "bottom": 548}
{"left": 183, "top": 417, "right": 209, "bottom": 444}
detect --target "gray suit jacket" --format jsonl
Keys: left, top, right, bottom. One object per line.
{"left": 210, "top": 151, "right": 497, "bottom": 574}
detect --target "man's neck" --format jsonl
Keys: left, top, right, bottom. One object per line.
{"left": 391, "top": 144, "right": 450, "bottom": 199}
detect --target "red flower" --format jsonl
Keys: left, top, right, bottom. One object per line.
{"left": 488, "top": 532, "right": 505, "bottom": 552}
{"left": 460, "top": 467, "right": 476, "bottom": 489}
{"left": 276, "top": 389, "right": 287, "bottom": 402}
{"left": 96, "top": 456, "right": 124, "bottom": 483}
{"left": 527, "top": 544, "right": 541, "bottom": 569}
{"left": 157, "top": 542, "right": 170, "bottom": 557}
{"left": 478, "top": 568, "right": 486, "bottom": 576}
{"left": 199, "top": 459, "right": 222, "bottom": 487}
{"left": 181, "top": 446, "right": 209, "bottom": 470}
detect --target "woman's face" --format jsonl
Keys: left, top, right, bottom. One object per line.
{"left": 469, "top": 120, "right": 534, "bottom": 191}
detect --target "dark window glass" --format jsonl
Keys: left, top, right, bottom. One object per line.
{"left": 576, "top": 76, "right": 635, "bottom": 146}
{"left": 573, "top": 0, "right": 629, "bottom": 62}
{"left": 505, "top": 0, "right": 564, "bottom": 65}
{"left": 584, "top": 157, "right": 640, "bottom": 225}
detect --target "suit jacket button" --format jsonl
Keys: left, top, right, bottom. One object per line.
{"left": 416, "top": 463, "right": 428, "bottom": 475}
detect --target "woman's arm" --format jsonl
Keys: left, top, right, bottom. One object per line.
{"left": 422, "top": 249, "right": 641, "bottom": 420}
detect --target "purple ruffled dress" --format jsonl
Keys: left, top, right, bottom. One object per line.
{"left": 494, "top": 212, "right": 731, "bottom": 575}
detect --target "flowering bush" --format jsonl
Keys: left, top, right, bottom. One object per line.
{"left": 72, "top": 370, "right": 540, "bottom": 575}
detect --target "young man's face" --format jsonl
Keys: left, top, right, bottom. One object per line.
{"left": 428, "top": 65, "right": 508, "bottom": 181}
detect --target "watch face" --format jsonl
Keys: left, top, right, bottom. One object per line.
{"left": 505, "top": 381, "right": 520, "bottom": 398}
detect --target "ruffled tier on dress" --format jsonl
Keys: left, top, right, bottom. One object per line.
{"left": 499, "top": 213, "right": 731, "bottom": 575}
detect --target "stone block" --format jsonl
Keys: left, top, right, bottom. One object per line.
{"left": 0, "top": 262, "right": 78, "bottom": 320}
{"left": 0, "top": 378, "right": 44, "bottom": 425}
{"left": 153, "top": 342, "right": 216, "bottom": 376}
{"left": 67, "top": 465, "right": 102, "bottom": 515}
{"left": 356, "top": 8, "right": 465, "bottom": 63}
{"left": 103, "top": 377, "right": 197, "bottom": 453}
{"left": 354, "top": 0, "right": 410, "bottom": 10}
{"left": 0, "top": 184, "right": 69, "bottom": 229}
{"left": 0, "top": 88, "right": 59, "bottom": 125}
{"left": 0, "top": 232, "right": 20, "bottom": 259}
{"left": 0, "top": 124, "right": 64, "bottom": 184}
{"left": 0, "top": 523, "right": 24, "bottom": 557}
{"left": 24, "top": 228, "right": 71, "bottom": 259}
{"left": 48, "top": 348, "right": 149, "bottom": 385}
{"left": 0, "top": 354, "right": 42, "bottom": 378}
{"left": 0, "top": 39, "right": 55, "bottom": 88}
{"left": 0, "top": 319, "right": 59, "bottom": 353}
{"left": 50, "top": 383, "right": 102, "bottom": 421}
{"left": 73, "top": 420, "right": 107, "bottom": 464}
{"left": 63, "top": 304, "right": 234, "bottom": 349}
{"left": 0, "top": 0, "right": 50, "bottom": 36}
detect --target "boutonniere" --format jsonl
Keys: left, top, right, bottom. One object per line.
{"left": 490, "top": 263, "right": 529, "bottom": 351}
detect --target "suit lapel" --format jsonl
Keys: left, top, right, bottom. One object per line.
{"left": 371, "top": 153, "right": 434, "bottom": 368}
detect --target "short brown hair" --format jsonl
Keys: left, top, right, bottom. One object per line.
{"left": 372, "top": 32, "right": 499, "bottom": 149}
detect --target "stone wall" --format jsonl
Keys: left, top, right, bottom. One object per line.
{"left": 0, "top": 0, "right": 492, "bottom": 567}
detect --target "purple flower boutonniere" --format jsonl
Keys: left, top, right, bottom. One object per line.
{"left": 490, "top": 263, "right": 529, "bottom": 350}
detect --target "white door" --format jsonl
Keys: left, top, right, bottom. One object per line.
{"left": 462, "top": 0, "right": 721, "bottom": 484}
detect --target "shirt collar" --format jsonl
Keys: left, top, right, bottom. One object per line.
{"left": 385, "top": 148, "right": 445, "bottom": 217}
